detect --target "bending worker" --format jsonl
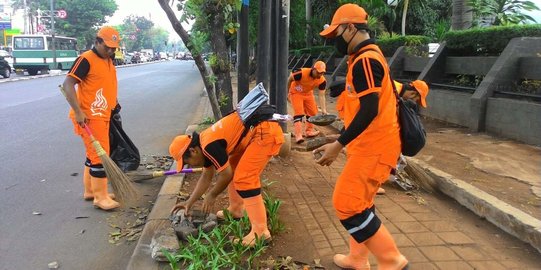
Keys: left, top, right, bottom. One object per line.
{"left": 169, "top": 112, "right": 284, "bottom": 247}
{"left": 316, "top": 4, "right": 408, "bottom": 270}
{"left": 61, "top": 26, "right": 121, "bottom": 211}
{"left": 287, "top": 61, "right": 327, "bottom": 144}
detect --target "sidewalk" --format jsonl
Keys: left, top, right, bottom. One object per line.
{"left": 127, "top": 81, "right": 541, "bottom": 269}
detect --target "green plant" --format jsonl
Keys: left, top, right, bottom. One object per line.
{"left": 263, "top": 191, "right": 285, "bottom": 234}
{"left": 516, "top": 79, "right": 541, "bottom": 94}
{"left": 443, "top": 24, "right": 541, "bottom": 56}
{"left": 200, "top": 117, "right": 216, "bottom": 125}
{"left": 453, "top": 74, "right": 484, "bottom": 87}
{"left": 165, "top": 214, "right": 267, "bottom": 270}
{"left": 468, "top": 0, "right": 540, "bottom": 26}
{"left": 218, "top": 92, "right": 230, "bottom": 109}
{"left": 376, "top": 35, "right": 430, "bottom": 57}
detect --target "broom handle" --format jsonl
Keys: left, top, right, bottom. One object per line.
{"left": 153, "top": 168, "right": 204, "bottom": 177}
{"left": 83, "top": 124, "right": 107, "bottom": 157}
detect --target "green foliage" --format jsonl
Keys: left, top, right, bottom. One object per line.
{"left": 12, "top": 0, "right": 118, "bottom": 49}
{"left": 376, "top": 35, "right": 430, "bottom": 57}
{"left": 468, "top": 0, "right": 540, "bottom": 26}
{"left": 119, "top": 15, "right": 169, "bottom": 52}
{"left": 263, "top": 192, "right": 284, "bottom": 234}
{"left": 200, "top": 117, "right": 216, "bottom": 125}
{"left": 453, "top": 74, "right": 484, "bottom": 87}
{"left": 164, "top": 208, "right": 276, "bottom": 269}
{"left": 218, "top": 92, "right": 230, "bottom": 109}
{"left": 516, "top": 79, "right": 541, "bottom": 95}
{"left": 443, "top": 24, "right": 541, "bottom": 56}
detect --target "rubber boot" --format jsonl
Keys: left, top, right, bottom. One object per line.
{"left": 91, "top": 177, "right": 120, "bottom": 210}
{"left": 294, "top": 121, "right": 305, "bottom": 144}
{"left": 83, "top": 166, "right": 115, "bottom": 201}
{"left": 217, "top": 183, "right": 244, "bottom": 220}
{"left": 364, "top": 225, "right": 409, "bottom": 270}
{"left": 333, "top": 236, "right": 371, "bottom": 270}
{"left": 305, "top": 122, "right": 320, "bottom": 137}
{"left": 237, "top": 195, "right": 271, "bottom": 247}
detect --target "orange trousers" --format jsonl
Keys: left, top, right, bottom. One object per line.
{"left": 333, "top": 154, "right": 393, "bottom": 220}
{"left": 72, "top": 119, "right": 110, "bottom": 165}
{"left": 230, "top": 121, "right": 284, "bottom": 191}
{"left": 289, "top": 93, "right": 318, "bottom": 117}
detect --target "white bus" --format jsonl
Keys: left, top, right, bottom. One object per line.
{"left": 12, "top": 35, "right": 78, "bottom": 75}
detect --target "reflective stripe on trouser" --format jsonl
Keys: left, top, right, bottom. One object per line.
{"left": 72, "top": 119, "right": 110, "bottom": 166}
{"left": 232, "top": 121, "right": 284, "bottom": 193}
{"left": 289, "top": 93, "right": 318, "bottom": 117}
{"left": 333, "top": 154, "right": 392, "bottom": 239}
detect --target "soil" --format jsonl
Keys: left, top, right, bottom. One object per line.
{"left": 419, "top": 117, "right": 541, "bottom": 219}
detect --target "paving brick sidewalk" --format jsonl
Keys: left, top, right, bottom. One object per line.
{"left": 263, "top": 150, "right": 541, "bottom": 269}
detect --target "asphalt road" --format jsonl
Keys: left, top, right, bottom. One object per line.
{"left": 0, "top": 60, "right": 203, "bottom": 269}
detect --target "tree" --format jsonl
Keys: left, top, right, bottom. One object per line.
{"left": 119, "top": 15, "right": 155, "bottom": 52}
{"left": 13, "top": 0, "right": 118, "bottom": 49}
{"left": 158, "top": 0, "right": 223, "bottom": 120}
{"left": 468, "top": 0, "right": 540, "bottom": 26}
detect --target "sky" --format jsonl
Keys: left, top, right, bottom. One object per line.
{"left": 108, "top": 0, "right": 187, "bottom": 42}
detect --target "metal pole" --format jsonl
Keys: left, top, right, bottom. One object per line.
{"left": 50, "top": 0, "right": 57, "bottom": 70}
{"left": 276, "top": 0, "right": 289, "bottom": 131}
{"left": 256, "top": 0, "right": 271, "bottom": 91}
{"left": 269, "top": 0, "right": 277, "bottom": 105}
{"left": 237, "top": 0, "right": 249, "bottom": 101}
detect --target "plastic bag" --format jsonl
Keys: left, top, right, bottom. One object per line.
{"left": 109, "top": 110, "right": 140, "bottom": 172}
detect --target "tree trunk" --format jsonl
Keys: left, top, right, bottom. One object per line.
{"left": 305, "top": 0, "right": 312, "bottom": 47}
{"left": 206, "top": 3, "right": 234, "bottom": 116}
{"left": 157, "top": 0, "right": 222, "bottom": 120}
{"left": 401, "top": 0, "right": 409, "bottom": 36}
{"left": 451, "top": 0, "right": 472, "bottom": 30}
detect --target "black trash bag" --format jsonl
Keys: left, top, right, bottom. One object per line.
{"left": 109, "top": 107, "right": 140, "bottom": 172}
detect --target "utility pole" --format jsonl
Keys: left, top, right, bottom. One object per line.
{"left": 256, "top": 0, "right": 271, "bottom": 91}
{"left": 276, "top": 0, "right": 289, "bottom": 131}
{"left": 50, "top": 0, "right": 57, "bottom": 70}
{"left": 269, "top": 1, "right": 277, "bottom": 105}
{"left": 237, "top": 0, "right": 249, "bottom": 100}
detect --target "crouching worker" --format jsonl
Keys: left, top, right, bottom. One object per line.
{"left": 170, "top": 111, "right": 284, "bottom": 247}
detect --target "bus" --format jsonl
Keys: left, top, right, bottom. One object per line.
{"left": 12, "top": 35, "right": 78, "bottom": 75}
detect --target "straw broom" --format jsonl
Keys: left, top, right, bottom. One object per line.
{"left": 82, "top": 125, "right": 138, "bottom": 204}
{"left": 127, "top": 168, "right": 203, "bottom": 182}
{"left": 59, "top": 85, "right": 137, "bottom": 204}
{"left": 403, "top": 161, "right": 437, "bottom": 193}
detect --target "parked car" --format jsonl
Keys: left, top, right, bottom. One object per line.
{"left": 0, "top": 56, "right": 11, "bottom": 78}
{"left": 0, "top": 49, "right": 13, "bottom": 71}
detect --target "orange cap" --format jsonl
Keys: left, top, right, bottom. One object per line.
{"left": 169, "top": 135, "right": 192, "bottom": 171}
{"left": 320, "top": 4, "right": 368, "bottom": 38}
{"left": 97, "top": 26, "right": 121, "bottom": 48}
{"left": 410, "top": 80, "right": 429, "bottom": 108}
{"left": 313, "top": 61, "right": 326, "bottom": 73}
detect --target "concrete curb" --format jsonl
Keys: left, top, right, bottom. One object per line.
{"left": 329, "top": 119, "right": 541, "bottom": 253}
{"left": 408, "top": 158, "right": 541, "bottom": 253}
{"left": 127, "top": 124, "right": 199, "bottom": 270}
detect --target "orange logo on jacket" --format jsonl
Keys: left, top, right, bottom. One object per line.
{"left": 90, "top": 89, "right": 108, "bottom": 117}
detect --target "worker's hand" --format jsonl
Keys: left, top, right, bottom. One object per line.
{"left": 171, "top": 201, "right": 192, "bottom": 215}
{"left": 74, "top": 110, "right": 87, "bottom": 127}
{"left": 202, "top": 193, "right": 217, "bottom": 214}
{"left": 314, "top": 141, "right": 343, "bottom": 166}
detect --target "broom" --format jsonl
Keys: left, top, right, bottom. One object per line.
{"left": 127, "top": 168, "right": 203, "bottom": 182}
{"left": 403, "top": 161, "right": 438, "bottom": 193}
{"left": 59, "top": 85, "right": 137, "bottom": 204}
{"left": 82, "top": 125, "right": 138, "bottom": 204}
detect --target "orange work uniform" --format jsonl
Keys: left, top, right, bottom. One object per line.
{"left": 68, "top": 48, "right": 118, "bottom": 169}
{"left": 288, "top": 68, "right": 326, "bottom": 118}
{"left": 333, "top": 43, "right": 400, "bottom": 241}
{"left": 198, "top": 113, "right": 284, "bottom": 193}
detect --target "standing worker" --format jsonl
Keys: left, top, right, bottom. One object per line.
{"left": 61, "top": 26, "right": 121, "bottom": 211}
{"left": 170, "top": 112, "right": 284, "bottom": 247}
{"left": 316, "top": 4, "right": 408, "bottom": 270}
{"left": 287, "top": 61, "right": 327, "bottom": 144}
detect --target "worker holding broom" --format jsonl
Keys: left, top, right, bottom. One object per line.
{"left": 287, "top": 61, "right": 327, "bottom": 144}
{"left": 170, "top": 111, "right": 284, "bottom": 247}
{"left": 61, "top": 26, "right": 122, "bottom": 211}
{"left": 316, "top": 4, "right": 409, "bottom": 270}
